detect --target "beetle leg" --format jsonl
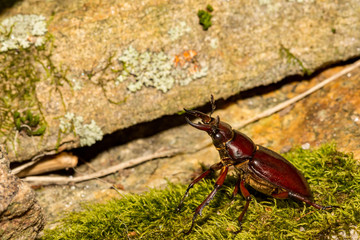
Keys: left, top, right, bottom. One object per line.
{"left": 177, "top": 162, "right": 223, "bottom": 212}
{"left": 184, "top": 165, "right": 229, "bottom": 235}
{"left": 288, "top": 192, "right": 339, "bottom": 210}
{"left": 233, "top": 179, "right": 252, "bottom": 234}
{"left": 229, "top": 176, "right": 241, "bottom": 200}
{"left": 271, "top": 191, "right": 289, "bottom": 199}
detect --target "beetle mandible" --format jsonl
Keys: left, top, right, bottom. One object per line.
{"left": 177, "top": 95, "right": 338, "bottom": 234}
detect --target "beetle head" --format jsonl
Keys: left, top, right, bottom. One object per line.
{"left": 184, "top": 96, "right": 233, "bottom": 147}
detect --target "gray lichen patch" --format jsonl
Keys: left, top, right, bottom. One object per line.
{"left": 0, "top": 14, "right": 47, "bottom": 52}
{"left": 59, "top": 113, "right": 103, "bottom": 147}
{"left": 168, "top": 21, "right": 191, "bottom": 41}
{"left": 116, "top": 46, "right": 208, "bottom": 93}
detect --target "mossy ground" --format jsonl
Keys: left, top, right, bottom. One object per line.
{"left": 41, "top": 144, "right": 359, "bottom": 239}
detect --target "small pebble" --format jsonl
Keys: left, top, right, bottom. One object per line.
{"left": 301, "top": 143, "right": 310, "bottom": 150}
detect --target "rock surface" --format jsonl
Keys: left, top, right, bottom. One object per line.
{"left": 1, "top": 0, "right": 360, "bottom": 161}
{"left": 0, "top": 145, "right": 45, "bottom": 240}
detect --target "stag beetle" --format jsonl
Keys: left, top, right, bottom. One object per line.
{"left": 177, "top": 96, "right": 338, "bottom": 234}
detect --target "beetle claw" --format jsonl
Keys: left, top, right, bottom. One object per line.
{"left": 184, "top": 108, "right": 213, "bottom": 124}
{"left": 321, "top": 205, "right": 341, "bottom": 210}
{"left": 184, "top": 116, "right": 212, "bottom": 131}
{"left": 175, "top": 204, "right": 182, "bottom": 213}
{"left": 183, "top": 213, "right": 198, "bottom": 235}
{"left": 231, "top": 221, "right": 243, "bottom": 235}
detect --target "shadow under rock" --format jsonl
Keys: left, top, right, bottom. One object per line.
{"left": 0, "top": 0, "right": 23, "bottom": 14}
{"left": 73, "top": 57, "right": 360, "bottom": 163}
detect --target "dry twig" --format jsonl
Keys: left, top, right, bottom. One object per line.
{"left": 21, "top": 148, "right": 182, "bottom": 184}
{"left": 233, "top": 60, "right": 360, "bottom": 129}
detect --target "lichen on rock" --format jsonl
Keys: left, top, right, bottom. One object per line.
{"left": 59, "top": 113, "right": 103, "bottom": 147}
{"left": 168, "top": 21, "right": 191, "bottom": 41}
{"left": 0, "top": 14, "right": 47, "bottom": 52}
{"left": 116, "top": 46, "right": 208, "bottom": 93}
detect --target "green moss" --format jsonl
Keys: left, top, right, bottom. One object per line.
{"left": 13, "top": 110, "right": 46, "bottom": 136}
{"left": 0, "top": 43, "right": 48, "bottom": 144}
{"left": 0, "top": 17, "right": 72, "bottom": 149}
{"left": 0, "top": 15, "right": 50, "bottom": 142}
{"left": 41, "top": 144, "right": 359, "bottom": 239}
{"left": 197, "top": 5, "right": 214, "bottom": 31}
{"left": 206, "top": 4, "right": 214, "bottom": 13}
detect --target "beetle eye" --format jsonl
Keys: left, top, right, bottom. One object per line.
{"left": 214, "top": 132, "right": 223, "bottom": 142}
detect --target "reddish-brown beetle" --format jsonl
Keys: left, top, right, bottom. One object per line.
{"left": 177, "top": 96, "right": 338, "bottom": 234}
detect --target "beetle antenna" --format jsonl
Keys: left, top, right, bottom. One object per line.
{"left": 212, "top": 116, "right": 220, "bottom": 133}
{"left": 210, "top": 95, "right": 216, "bottom": 118}
{"left": 215, "top": 115, "right": 220, "bottom": 128}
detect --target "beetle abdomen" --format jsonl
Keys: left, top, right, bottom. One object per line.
{"left": 249, "top": 145, "right": 313, "bottom": 199}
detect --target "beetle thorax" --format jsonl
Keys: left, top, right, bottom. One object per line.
{"left": 225, "top": 130, "right": 256, "bottom": 161}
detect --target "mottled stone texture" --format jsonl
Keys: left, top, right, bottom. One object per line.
{"left": 0, "top": 145, "right": 45, "bottom": 239}
{"left": 1, "top": 0, "right": 360, "bottom": 161}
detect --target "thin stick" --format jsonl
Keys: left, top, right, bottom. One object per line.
{"left": 296, "top": 209, "right": 316, "bottom": 221}
{"left": 21, "top": 148, "right": 182, "bottom": 184}
{"left": 233, "top": 59, "right": 360, "bottom": 129}
{"left": 12, "top": 150, "right": 59, "bottom": 174}
{"left": 12, "top": 140, "right": 75, "bottom": 175}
